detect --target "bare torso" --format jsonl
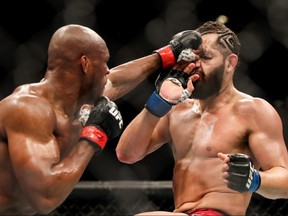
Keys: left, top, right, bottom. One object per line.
{"left": 0, "top": 83, "right": 83, "bottom": 215}
{"left": 0, "top": 141, "right": 32, "bottom": 215}
{"left": 169, "top": 95, "right": 255, "bottom": 215}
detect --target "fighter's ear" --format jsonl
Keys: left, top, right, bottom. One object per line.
{"left": 226, "top": 53, "right": 238, "bottom": 72}
{"left": 80, "top": 55, "right": 89, "bottom": 74}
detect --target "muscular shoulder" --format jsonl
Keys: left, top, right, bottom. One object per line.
{"left": 234, "top": 95, "right": 276, "bottom": 116}
{"left": 0, "top": 87, "right": 56, "bottom": 132}
{"left": 233, "top": 94, "right": 281, "bottom": 128}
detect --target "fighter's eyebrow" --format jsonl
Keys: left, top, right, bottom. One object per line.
{"left": 199, "top": 48, "right": 209, "bottom": 57}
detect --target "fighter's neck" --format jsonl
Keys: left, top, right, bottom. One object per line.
{"left": 199, "top": 84, "right": 236, "bottom": 112}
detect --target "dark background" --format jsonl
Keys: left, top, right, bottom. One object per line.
{"left": 1, "top": 0, "right": 288, "bottom": 181}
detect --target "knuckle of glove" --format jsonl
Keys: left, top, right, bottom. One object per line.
{"left": 227, "top": 153, "right": 257, "bottom": 192}
{"left": 228, "top": 153, "right": 253, "bottom": 175}
{"left": 170, "top": 30, "right": 202, "bottom": 55}
{"left": 228, "top": 153, "right": 251, "bottom": 163}
{"left": 177, "top": 49, "right": 196, "bottom": 62}
{"left": 185, "top": 30, "right": 202, "bottom": 49}
{"left": 155, "top": 69, "right": 189, "bottom": 92}
{"left": 86, "top": 97, "right": 123, "bottom": 139}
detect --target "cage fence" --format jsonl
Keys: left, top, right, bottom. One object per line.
{"left": 45, "top": 181, "right": 288, "bottom": 216}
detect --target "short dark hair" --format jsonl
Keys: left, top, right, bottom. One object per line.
{"left": 196, "top": 21, "right": 241, "bottom": 56}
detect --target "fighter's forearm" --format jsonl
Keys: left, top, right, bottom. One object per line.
{"left": 116, "top": 109, "right": 160, "bottom": 164}
{"left": 256, "top": 167, "right": 288, "bottom": 199}
{"left": 104, "top": 54, "right": 161, "bottom": 101}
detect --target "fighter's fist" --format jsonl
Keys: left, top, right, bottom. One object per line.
{"left": 155, "top": 30, "right": 202, "bottom": 68}
{"left": 170, "top": 30, "right": 202, "bottom": 61}
{"left": 79, "top": 97, "right": 123, "bottom": 150}
{"left": 221, "top": 153, "right": 261, "bottom": 193}
{"left": 145, "top": 63, "right": 199, "bottom": 118}
{"left": 155, "top": 68, "right": 192, "bottom": 104}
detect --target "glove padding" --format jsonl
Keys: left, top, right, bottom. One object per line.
{"left": 78, "top": 104, "right": 92, "bottom": 126}
{"left": 80, "top": 96, "right": 123, "bottom": 150}
{"left": 155, "top": 30, "right": 202, "bottom": 68}
{"left": 170, "top": 30, "right": 202, "bottom": 59}
{"left": 156, "top": 68, "right": 192, "bottom": 104}
{"left": 145, "top": 68, "right": 192, "bottom": 117}
{"left": 227, "top": 153, "right": 261, "bottom": 192}
{"left": 155, "top": 68, "right": 190, "bottom": 92}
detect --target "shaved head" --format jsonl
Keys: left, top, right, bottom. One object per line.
{"left": 47, "top": 24, "right": 108, "bottom": 70}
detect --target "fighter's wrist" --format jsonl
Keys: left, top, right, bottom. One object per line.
{"left": 154, "top": 45, "right": 175, "bottom": 69}
{"left": 249, "top": 170, "right": 261, "bottom": 192}
{"left": 80, "top": 125, "right": 108, "bottom": 149}
{"left": 144, "top": 91, "right": 172, "bottom": 118}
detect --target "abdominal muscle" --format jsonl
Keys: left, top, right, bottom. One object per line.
{"left": 172, "top": 157, "right": 251, "bottom": 215}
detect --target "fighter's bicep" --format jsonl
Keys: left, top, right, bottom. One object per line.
{"left": 248, "top": 99, "right": 287, "bottom": 170}
{"left": 5, "top": 96, "right": 59, "bottom": 176}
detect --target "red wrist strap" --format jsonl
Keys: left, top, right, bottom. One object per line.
{"left": 80, "top": 126, "right": 108, "bottom": 149}
{"left": 155, "top": 45, "right": 175, "bottom": 68}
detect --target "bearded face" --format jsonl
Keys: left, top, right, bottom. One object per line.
{"left": 191, "top": 62, "right": 225, "bottom": 100}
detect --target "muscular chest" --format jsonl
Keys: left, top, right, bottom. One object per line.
{"left": 169, "top": 106, "right": 248, "bottom": 158}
